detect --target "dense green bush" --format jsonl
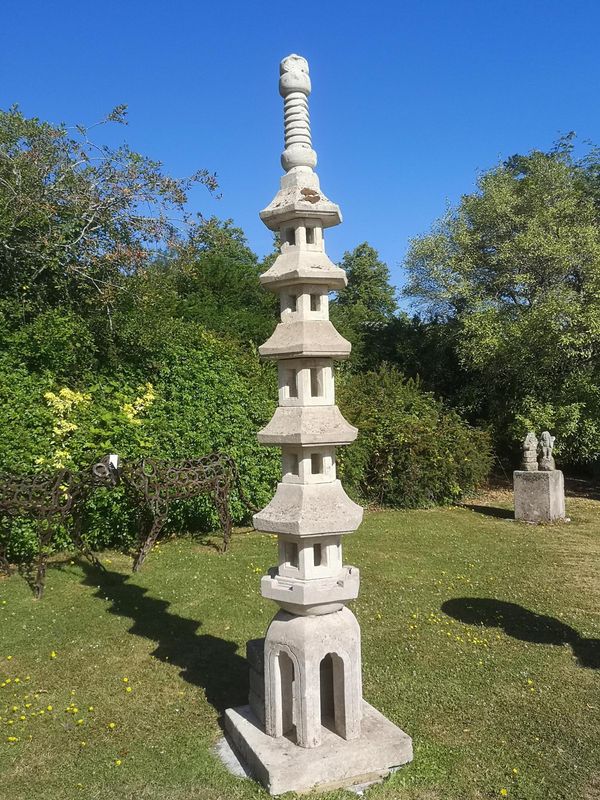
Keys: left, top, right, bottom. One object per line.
{"left": 0, "top": 324, "right": 280, "bottom": 561}
{"left": 337, "top": 366, "right": 492, "bottom": 507}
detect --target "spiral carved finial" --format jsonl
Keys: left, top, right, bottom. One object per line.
{"left": 279, "top": 54, "right": 317, "bottom": 172}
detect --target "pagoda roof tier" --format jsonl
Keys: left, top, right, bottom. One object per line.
{"left": 259, "top": 320, "right": 351, "bottom": 360}
{"left": 258, "top": 405, "right": 357, "bottom": 445}
{"left": 260, "top": 170, "right": 341, "bottom": 231}
{"left": 253, "top": 480, "right": 363, "bottom": 536}
{"left": 259, "top": 249, "right": 347, "bottom": 291}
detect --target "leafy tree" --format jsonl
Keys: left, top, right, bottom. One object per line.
{"left": 331, "top": 243, "right": 397, "bottom": 370}
{"left": 0, "top": 105, "right": 216, "bottom": 327}
{"left": 335, "top": 242, "right": 397, "bottom": 318}
{"left": 165, "top": 217, "right": 277, "bottom": 346}
{"left": 404, "top": 136, "right": 600, "bottom": 468}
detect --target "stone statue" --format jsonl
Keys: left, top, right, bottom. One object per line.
{"left": 521, "top": 431, "right": 539, "bottom": 471}
{"left": 538, "top": 431, "right": 556, "bottom": 471}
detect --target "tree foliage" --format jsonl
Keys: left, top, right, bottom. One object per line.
{"left": 0, "top": 106, "right": 217, "bottom": 321}
{"left": 404, "top": 136, "right": 600, "bottom": 467}
{"left": 337, "top": 366, "right": 492, "bottom": 507}
{"left": 331, "top": 242, "right": 398, "bottom": 370}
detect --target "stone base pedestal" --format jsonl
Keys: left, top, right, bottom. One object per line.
{"left": 513, "top": 470, "right": 565, "bottom": 523}
{"left": 224, "top": 701, "right": 412, "bottom": 795}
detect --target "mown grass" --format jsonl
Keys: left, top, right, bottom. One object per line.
{"left": 1, "top": 491, "right": 599, "bottom": 800}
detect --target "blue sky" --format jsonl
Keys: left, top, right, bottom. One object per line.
{"left": 2, "top": 0, "right": 599, "bottom": 293}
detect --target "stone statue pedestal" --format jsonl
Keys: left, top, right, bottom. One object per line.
{"left": 513, "top": 470, "right": 566, "bottom": 523}
{"left": 225, "top": 702, "right": 412, "bottom": 796}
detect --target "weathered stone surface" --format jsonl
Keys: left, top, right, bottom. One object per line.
{"left": 521, "top": 431, "right": 538, "bottom": 471}
{"left": 253, "top": 480, "right": 363, "bottom": 536}
{"left": 248, "top": 690, "right": 265, "bottom": 727}
{"left": 261, "top": 565, "right": 360, "bottom": 615}
{"left": 514, "top": 469, "right": 566, "bottom": 522}
{"left": 225, "top": 52, "right": 413, "bottom": 792}
{"left": 259, "top": 245, "right": 347, "bottom": 290}
{"left": 260, "top": 167, "right": 342, "bottom": 232}
{"left": 246, "top": 638, "right": 265, "bottom": 674}
{"left": 258, "top": 405, "right": 357, "bottom": 445}
{"left": 263, "top": 608, "right": 362, "bottom": 747}
{"left": 224, "top": 701, "right": 413, "bottom": 795}
{"left": 538, "top": 430, "right": 556, "bottom": 471}
{"left": 259, "top": 320, "right": 351, "bottom": 360}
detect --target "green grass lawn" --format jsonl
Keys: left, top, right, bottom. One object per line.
{"left": 1, "top": 490, "right": 599, "bottom": 800}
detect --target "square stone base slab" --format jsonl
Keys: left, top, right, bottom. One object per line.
{"left": 513, "top": 469, "right": 566, "bottom": 523}
{"left": 223, "top": 701, "right": 413, "bottom": 795}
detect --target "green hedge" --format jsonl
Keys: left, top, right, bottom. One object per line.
{"left": 0, "top": 320, "right": 280, "bottom": 562}
{"left": 337, "top": 366, "right": 492, "bottom": 507}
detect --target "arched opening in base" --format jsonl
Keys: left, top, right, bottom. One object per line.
{"left": 320, "top": 652, "right": 347, "bottom": 738}
{"left": 276, "top": 650, "right": 296, "bottom": 741}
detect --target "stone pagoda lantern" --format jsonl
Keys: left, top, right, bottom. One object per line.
{"left": 224, "top": 54, "right": 413, "bottom": 795}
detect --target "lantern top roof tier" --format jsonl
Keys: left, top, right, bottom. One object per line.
{"left": 260, "top": 170, "right": 342, "bottom": 231}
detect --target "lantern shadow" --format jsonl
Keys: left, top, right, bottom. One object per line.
{"left": 79, "top": 562, "right": 249, "bottom": 712}
{"left": 460, "top": 504, "right": 514, "bottom": 520}
{"left": 441, "top": 597, "right": 600, "bottom": 669}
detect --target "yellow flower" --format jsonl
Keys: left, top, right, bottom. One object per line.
{"left": 122, "top": 677, "right": 129, "bottom": 683}
{"left": 114, "top": 759, "right": 122, "bottom": 766}
{"left": 6, "top": 656, "right": 12, "bottom": 661}
{"left": 19, "top": 715, "right": 25, "bottom": 721}
{"left": 50, "top": 651, "right": 57, "bottom": 659}
{"left": 125, "top": 686, "right": 132, "bottom": 693}
{"left": 512, "top": 768, "right": 519, "bottom": 774}
{"left": 47, "top": 705, "right": 53, "bottom": 712}
{"left": 6, "top": 736, "right": 18, "bottom": 743}
{"left": 79, "top": 741, "right": 87, "bottom": 748}
{"left": 500, "top": 790, "right": 508, "bottom": 797}
{"left": 76, "top": 719, "right": 84, "bottom": 725}
{"left": 108, "top": 722, "right": 116, "bottom": 729}
{"left": 88, "top": 706, "right": 94, "bottom": 712}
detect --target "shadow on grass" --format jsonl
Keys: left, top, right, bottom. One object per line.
{"left": 79, "top": 562, "right": 249, "bottom": 712}
{"left": 442, "top": 597, "right": 600, "bottom": 669}
{"left": 460, "top": 504, "right": 514, "bottom": 520}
